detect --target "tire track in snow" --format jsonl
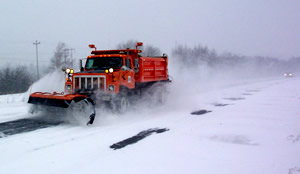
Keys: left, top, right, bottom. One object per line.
{"left": 110, "top": 128, "right": 169, "bottom": 150}
{"left": 0, "top": 118, "right": 62, "bottom": 138}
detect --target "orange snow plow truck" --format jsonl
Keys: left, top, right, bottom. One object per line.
{"left": 28, "top": 42, "right": 171, "bottom": 125}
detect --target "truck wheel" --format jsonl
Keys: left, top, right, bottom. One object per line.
{"left": 28, "top": 104, "right": 39, "bottom": 114}
{"left": 113, "top": 95, "right": 129, "bottom": 114}
{"left": 68, "top": 98, "right": 96, "bottom": 125}
{"left": 145, "top": 82, "right": 169, "bottom": 105}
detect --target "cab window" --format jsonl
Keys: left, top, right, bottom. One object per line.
{"left": 125, "top": 59, "right": 131, "bottom": 69}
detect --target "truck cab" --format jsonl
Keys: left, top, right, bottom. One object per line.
{"left": 28, "top": 42, "right": 170, "bottom": 124}
{"left": 64, "top": 42, "right": 169, "bottom": 100}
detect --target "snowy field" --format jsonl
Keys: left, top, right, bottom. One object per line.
{"left": 0, "top": 76, "right": 300, "bottom": 174}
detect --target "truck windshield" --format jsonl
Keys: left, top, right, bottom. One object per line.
{"left": 85, "top": 57, "right": 123, "bottom": 70}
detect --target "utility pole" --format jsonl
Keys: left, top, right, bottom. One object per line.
{"left": 64, "top": 49, "right": 69, "bottom": 67}
{"left": 33, "top": 40, "right": 40, "bottom": 79}
{"left": 69, "top": 48, "right": 75, "bottom": 67}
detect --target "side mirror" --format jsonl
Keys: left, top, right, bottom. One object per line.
{"left": 61, "top": 67, "right": 66, "bottom": 72}
{"left": 134, "top": 59, "right": 139, "bottom": 72}
{"left": 79, "top": 59, "right": 83, "bottom": 72}
{"left": 88, "top": 44, "right": 96, "bottom": 50}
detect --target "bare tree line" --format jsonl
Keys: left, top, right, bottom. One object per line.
{"left": 0, "top": 42, "right": 75, "bottom": 95}
{"left": 0, "top": 66, "right": 34, "bottom": 95}
{"left": 172, "top": 44, "right": 300, "bottom": 76}
{"left": 116, "top": 40, "right": 162, "bottom": 56}
{"left": 48, "top": 42, "right": 74, "bottom": 71}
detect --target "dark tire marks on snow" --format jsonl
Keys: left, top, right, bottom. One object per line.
{"left": 191, "top": 110, "right": 212, "bottom": 115}
{"left": 287, "top": 134, "right": 300, "bottom": 143}
{"left": 213, "top": 103, "right": 230, "bottom": 107}
{"left": 210, "top": 135, "right": 259, "bottom": 146}
{"left": 246, "top": 89, "right": 260, "bottom": 92}
{"left": 110, "top": 128, "right": 169, "bottom": 150}
{"left": 242, "top": 93, "right": 253, "bottom": 96}
{"left": 0, "top": 118, "right": 62, "bottom": 138}
{"left": 223, "top": 97, "right": 245, "bottom": 101}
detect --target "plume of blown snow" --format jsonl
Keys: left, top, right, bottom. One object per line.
{"left": 24, "top": 70, "right": 65, "bottom": 101}
{"left": 161, "top": 53, "right": 281, "bottom": 113}
{"left": 29, "top": 70, "right": 65, "bottom": 93}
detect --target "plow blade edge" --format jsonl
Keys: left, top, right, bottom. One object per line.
{"left": 28, "top": 92, "right": 88, "bottom": 108}
{"left": 28, "top": 92, "right": 96, "bottom": 125}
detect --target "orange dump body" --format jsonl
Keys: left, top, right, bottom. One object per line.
{"left": 135, "top": 57, "right": 168, "bottom": 83}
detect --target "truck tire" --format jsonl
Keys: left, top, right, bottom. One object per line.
{"left": 118, "top": 96, "right": 129, "bottom": 113}
{"left": 144, "top": 82, "right": 169, "bottom": 106}
{"left": 112, "top": 95, "right": 130, "bottom": 114}
{"left": 68, "top": 98, "right": 96, "bottom": 125}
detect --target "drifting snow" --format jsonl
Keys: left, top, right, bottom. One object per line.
{"left": 0, "top": 70, "right": 65, "bottom": 123}
{"left": 0, "top": 76, "right": 299, "bottom": 174}
{"left": 0, "top": 61, "right": 300, "bottom": 173}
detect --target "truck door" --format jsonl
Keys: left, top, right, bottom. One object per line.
{"left": 121, "top": 57, "right": 135, "bottom": 89}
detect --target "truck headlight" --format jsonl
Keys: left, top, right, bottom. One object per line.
{"left": 109, "top": 68, "right": 114, "bottom": 73}
{"left": 108, "top": 85, "right": 115, "bottom": 91}
{"left": 66, "top": 68, "right": 71, "bottom": 73}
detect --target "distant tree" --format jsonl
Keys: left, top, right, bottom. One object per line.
{"left": 48, "top": 42, "right": 74, "bottom": 71}
{"left": 286, "top": 57, "right": 300, "bottom": 72}
{"left": 143, "top": 45, "right": 162, "bottom": 57}
{"left": 117, "top": 40, "right": 162, "bottom": 57}
{"left": 0, "top": 65, "right": 34, "bottom": 94}
{"left": 172, "top": 44, "right": 218, "bottom": 66}
{"left": 172, "top": 42, "right": 300, "bottom": 78}
{"left": 116, "top": 40, "right": 138, "bottom": 50}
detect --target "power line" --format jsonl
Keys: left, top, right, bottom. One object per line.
{"left": 64, "top": 48, "right": 75, "bottom": 67}
{"left": 69, "top": 48, "right": 75, "bottom": 59}
{"left": 65, "top": 48, "right": 75, "bottom": 59}
{"left": 0, "top": 57, "right": 48, "bottom": 63}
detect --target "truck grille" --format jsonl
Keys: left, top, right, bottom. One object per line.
{"left": 74, "top": 75, "right": 106, "bottom": 91}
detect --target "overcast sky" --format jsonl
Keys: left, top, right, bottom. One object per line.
{"left": 1, "top": 0, "right": 299, "bottom": 66}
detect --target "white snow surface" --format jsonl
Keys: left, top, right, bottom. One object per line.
{"left": 0, "top": 76, "right": 300, "bottom": 174}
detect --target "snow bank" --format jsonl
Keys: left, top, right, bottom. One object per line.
{"left": 0, "top": 93, "right": 26, "bottom": 104}
{"left": 0, "top": 70, "right": 65, "bottom": 104}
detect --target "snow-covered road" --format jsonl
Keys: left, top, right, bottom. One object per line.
{"left": 0, "top": 77, "right": 299, "bottom": 174}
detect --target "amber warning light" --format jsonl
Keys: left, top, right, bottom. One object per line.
{"left": 136, "top": 42, "right": 143, "bottom": 47}
{"left": 136, "top": 42, "right": 143, "bottom": 50}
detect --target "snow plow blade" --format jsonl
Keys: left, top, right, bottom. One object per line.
{"left": 28, "top": 92, "right": 87, "bottom": 108}
{"left": 28, "top": 92, "right": 96, "bottom": 125}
